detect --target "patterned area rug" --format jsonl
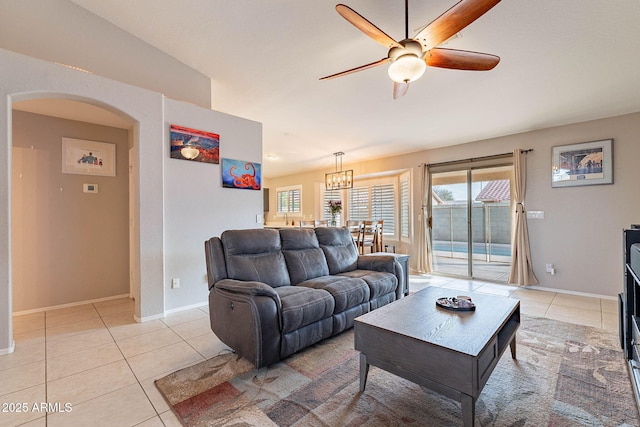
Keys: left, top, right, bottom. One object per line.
{"left": 155, "top": 316, "right": 639, "bottom": 426}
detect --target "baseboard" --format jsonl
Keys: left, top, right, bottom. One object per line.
{"left": 134, "top": 313, "right": 166, "bottom": 323}
{"left": 12, "top": 294, "right": 131, "bottom": 316}
{"left": 164, "top": 301, "right": 208, "bottom": 315}
{"left": 409, "top": 273, "right": 617, "bottom": 301}
{"left": 133, "top": 301, "right": 208, "bottom": 323}
{"left": 524, "top": 285, "right": 617, "bottom": 301}
{"left": 0, "top": 340, "right": 16, "bottom": 355}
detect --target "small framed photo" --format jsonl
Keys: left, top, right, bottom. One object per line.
{"left": 62, "top": 137, "right": 116, "bottom": 177}
{"left": 221, "top": 158, "right": 262, "bottom": 190}
{"left": 169, "top": 124, "right": 220, "bottom": 164}
{"left": 551, "top": 139, "right": 613, "bottom": 188}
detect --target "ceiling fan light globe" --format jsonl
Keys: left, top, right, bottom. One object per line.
{"left": 388, "top": 54, "right": 426, "bottom": 83}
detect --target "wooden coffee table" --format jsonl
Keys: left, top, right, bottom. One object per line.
{"left": 355, "top": 287, "right": 520, "bottom": 427}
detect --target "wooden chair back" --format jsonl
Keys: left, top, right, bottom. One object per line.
{"left": 346, "top": 220, "right": 363, "bottom": 246}
{"left": 359, "top": 220, "right": 377, "bottom": 254}
{"left": 374, "top": 220, "right": 384, "bottom": 252}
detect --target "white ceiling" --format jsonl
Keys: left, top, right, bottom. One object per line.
{"left": 23, "top": 1, "right": 640, "bottom": 177}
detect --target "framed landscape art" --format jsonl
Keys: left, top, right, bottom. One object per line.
{"left": 169, "top": 124, "right": 220, "bottom": 164}
{"left": 551, "top": 139, "right": 613, "bottom": 188}
{"left": 221, "top": 158, "right": 261, "bottom": 190}
{"left": 62, "top": 137, "right": 116, "bottom": 177}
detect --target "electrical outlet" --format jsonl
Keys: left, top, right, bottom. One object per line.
{"left": 545, "top": 264, "right": 554, "bottom": 273}
{"left": 171, "top": 278, "right": 180, "bottom": 289}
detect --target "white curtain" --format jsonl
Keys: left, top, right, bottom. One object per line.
{"left": 417, "top": 163, "right": 433, "bottom": 273}
{"left": 508, "top": 149, "right": 539, "bottom": 286}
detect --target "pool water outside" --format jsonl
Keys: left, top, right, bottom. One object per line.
{"left": 433, "top": 241, "right": 511, "bottom": 257}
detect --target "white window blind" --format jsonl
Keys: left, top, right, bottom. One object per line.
{"left": 348, "top": 187, "right": 370, "bottom": 222}
{"left": 371, "top": 184, "right": 395, "bottom": 235}
{"left": 401, "top": 178, "right": 409, "bottom": 237}
{"left": 277, "top": 188, "right": 301, "bottom": 213}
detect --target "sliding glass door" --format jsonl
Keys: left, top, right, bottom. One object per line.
{"left": 430, "top": 164, "right": 513, "bottom": 282}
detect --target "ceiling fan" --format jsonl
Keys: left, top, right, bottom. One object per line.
{"left": 320, "top": 0, "right": 502, "bottom": 99}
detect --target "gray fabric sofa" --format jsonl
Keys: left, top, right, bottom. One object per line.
{"left": 204, "top": 226, "right": 404, "bottom": 368}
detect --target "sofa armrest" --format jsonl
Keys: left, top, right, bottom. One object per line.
{"left": 210, "top": 280, "right": 282, "bottom": 367}
{"left": 357, "top": 255, "right": 396, "bottom": 273}
{"left": 358, "top": 255, "right": 404, "bottom": 299}
{"left": 215, "top": 279, "right": 280, "bottom": 301}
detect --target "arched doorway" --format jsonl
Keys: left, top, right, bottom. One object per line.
{"left": 11, "top": 98, "right": 135, "bottom": 313}
{"left": 1, "top": 50, "right": 167, "bottom": 355}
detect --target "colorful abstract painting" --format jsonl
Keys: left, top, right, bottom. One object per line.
{"left": 170, "top": 124, "right": 219, "bottom": 164}
{"left": 221, "top": 158, "right": 261, "bottom": 190}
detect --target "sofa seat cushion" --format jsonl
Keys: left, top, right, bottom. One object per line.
{"left": 275, "top": 286, "right": 334, "bottom": 334}
{"left": 296, "top": 276, "right": 370, "bottom": 313}
{"left": 338, "top": 270, "right": 397, "bottom": 299}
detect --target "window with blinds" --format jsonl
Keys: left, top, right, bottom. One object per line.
{"left": 322, "top": 191, "right": 343, "bottom": 225}
{"left": 348, "top": 187, "right": 370, "bottom": 222}
{"left": 276, "top": 187, "right": 301, "bottom": 213}
{"left": 348, "top": 184, "right": 395, "bottom": 236}
{"left": 371, "top": 184, "right": 395, "bottom": 235}
{"left": 400, "top": 178, "right": 409, "bottom": 237}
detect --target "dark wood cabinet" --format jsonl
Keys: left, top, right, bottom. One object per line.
{"left": 621, "top": 228, "right": 640, "bottom": 411}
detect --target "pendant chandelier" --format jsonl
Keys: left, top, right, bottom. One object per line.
{"left": 325, "top": 152, "right": 353, "bottom": 190}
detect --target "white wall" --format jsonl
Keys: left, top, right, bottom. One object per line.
{"left": 418, "top": 113, "right": 640, "bottom": 297}
{"left": 163, "top": 99, "right": 263, "bottom": 311}
{"left": 266, "top": 112, "right": 640, "bottom": 298}
{"left": 0, "top": 0, "right": 211, "bottom": 109}
{"left": 0, "top": 49, "right": 263, "bottom": 355}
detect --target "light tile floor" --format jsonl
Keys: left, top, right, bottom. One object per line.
{"left": 0, "top": 275, "right": 619, "bottom": 426}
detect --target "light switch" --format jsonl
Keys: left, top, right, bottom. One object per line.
{"left": 526, "top": 211, "right": 544, "bottom": 219}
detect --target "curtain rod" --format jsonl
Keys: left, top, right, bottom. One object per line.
{"left": 421, "top": 148, "right": 533, "bottom": 168}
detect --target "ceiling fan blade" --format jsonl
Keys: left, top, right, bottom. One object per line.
{"left": 336, "top": 4, "right": 401, "bottom": 49}
{"left": 320, "top": 57, "right": 390, "bottom": 80}
{"left": 415, "top": 0, "right": 501, "bottom": 50}
{"left": 425, "top": 48, "right": 499, "bottom": 70}
{"left": 393, "top": 81, "right": 410, "bottom": 99}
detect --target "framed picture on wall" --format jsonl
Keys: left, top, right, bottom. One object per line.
{"left": 551, "top": 139, "right": 613, "bottom": 188}
{"left": 62, "top": 137, "right": 116, "bottom": 177}
{"left": 221, "top": 158, "right": 262, "bottom": 190}
{"left": 169, "top": 124, "right": 220, "bottom": 164}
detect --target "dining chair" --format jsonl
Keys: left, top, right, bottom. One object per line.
{"left": 315, "top": 220, "right": 328, "bottom": 227}
{"left": 346, "top": 220, "right": 363, "bottom": 246}
{"left": 359, "top": 220, "right": 377, "bottom": 254}
{"left": 373, "top": 220, "right": 384, "bottom": 252}
{"left": 299, "top": 220, "right": 315, "bottom": 228}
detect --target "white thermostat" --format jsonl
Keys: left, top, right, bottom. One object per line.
{"left": 83, "top": 184, "right": 98, "bottom": 193}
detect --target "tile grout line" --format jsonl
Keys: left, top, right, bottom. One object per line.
{"left": 92, "top": 302, "right": 166, "bottom": 421}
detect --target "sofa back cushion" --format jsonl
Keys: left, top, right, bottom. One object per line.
{"left": 314, "top": 227, "right": 358, "bottom": 274}
{"left": 221, "top": 229, "right": 291, "bottom": 287}
{"left": 280, "top": 228, "right": 330, "bottom": 284}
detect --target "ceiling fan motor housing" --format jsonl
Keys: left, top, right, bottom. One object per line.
{"left": 388, "top": 39, "right": 424, "bottom": 61}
